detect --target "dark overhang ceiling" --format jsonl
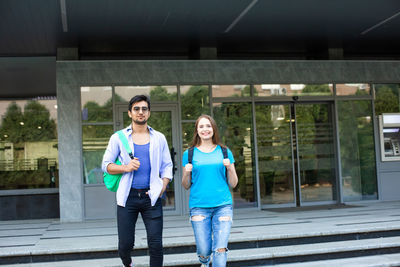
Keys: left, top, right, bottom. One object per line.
{"left": 0, "top": 0, "right": 400, "bottom": 97}
{"left": 1, "top": 0, "right": 400, "bottom": 58}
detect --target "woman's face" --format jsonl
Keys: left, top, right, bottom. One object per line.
{"left": 197, "top": 117, "right": 214, "bottom": 141}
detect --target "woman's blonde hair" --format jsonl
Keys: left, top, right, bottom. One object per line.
{"left": 190, "top": 114, "right": 223, "bottom": 148}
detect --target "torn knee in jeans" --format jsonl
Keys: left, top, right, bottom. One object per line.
{"left": 199, "top": 254, "right": 210, "bottom": 260}
{"left": 216, "top": 248, "right": 227, "bottom": 253}
{"left": 191, "top": 215, "right": 205, "bottom": 221}
{"left": 218, "top": 216, "right": 231, "bottom": 222}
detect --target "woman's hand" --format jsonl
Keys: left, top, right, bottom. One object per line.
{"left": 185, "top": 163, "right": 193, "bottom": 172}
{"left": 182, "top": 164, "right": 193, "bottom": 190}
{"left": 223, "top": 159, "right": 238, "bottom": 188}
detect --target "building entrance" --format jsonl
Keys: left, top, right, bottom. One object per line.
{"left": 116, "top": 104, "right": 183, "bottom": 215}
{"left": 255, "top": 102, "right": 338, "bottom": 207}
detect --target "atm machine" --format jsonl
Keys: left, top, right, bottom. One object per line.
{"left": 379, "top": 113, "right": 400, "bottom": 161}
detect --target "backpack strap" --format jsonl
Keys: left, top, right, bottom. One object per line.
{"left": 221, "top": 146, "right": 228, "bottom": 159}
{"left": 188, "top": 147, "right": 195, "bottom": 164}
{"left": 221, "top": 146, "right": 229, "bottom": 184}
{"left": 188, "top": 147, "right": 195, "bottom": 185}
{"left": 117, "top": 130, "right": 134, "bottom": 159}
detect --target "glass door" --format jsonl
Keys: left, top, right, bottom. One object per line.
{"left": 256, "top": 104, "right": 296, "bottom": 206}
{"left": 295, "top": 103, "right": 337, "bottom": 204}
{"left": 256, "top": 102, "right": 337, "bottom": 207}
{"left": 116, "top": 104, "right": 181, "bottom": 214}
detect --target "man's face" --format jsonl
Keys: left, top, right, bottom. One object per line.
{"left": 128, "top": 100, "right": 150, "bottom": 125}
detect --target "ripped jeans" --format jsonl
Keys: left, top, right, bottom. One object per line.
{"left": 190, "top": 204, "right": 233, "bottom": 267}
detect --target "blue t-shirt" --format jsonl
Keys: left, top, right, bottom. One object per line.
{"left": 182, "top": 145, "right": 235, "bottom": 208}
{"left": 131, "top": 143, "right": 151, "bottom": 189}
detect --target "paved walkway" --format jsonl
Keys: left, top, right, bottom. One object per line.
{"left": 1, "top": 201, "right": 400, "bottom": 266}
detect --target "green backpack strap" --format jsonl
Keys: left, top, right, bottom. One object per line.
{"left": 117, "top": 130, "right": 134, "bottom": 159}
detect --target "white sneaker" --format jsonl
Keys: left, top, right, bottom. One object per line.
{"left": 201, "top": 264, "right": 208, "bottom": 267}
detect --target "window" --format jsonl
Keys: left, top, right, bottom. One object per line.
{"left": 115, "top": 86, "right": 177, "bottom": 102}
{"left": 212, "top": 85, "right": 251, "bottom": 97}
{"left": 254, "top": 84, "right": 332, "bottom": 97}
{"left": 0, "top": 98, "right": 58, "bottom": 190}
{"left": 336, "top": 83, "right": 371, "bottom": 96}
{"left": 374, "top": 84, "right": 400, "bottom": 115}
{"left": 81, "top": 87, "right": 113, "bottom": 184}
{"left": 180, "top": 85, "right": 210, "bottom": 120}
{"left": 213, "top": 102, "right": 257, "bottom": 208}
{"left": 338, "top": 100, "right": 377, "bottom": 201}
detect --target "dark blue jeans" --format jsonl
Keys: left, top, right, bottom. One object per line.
{"left": 117, "top": 188, "right": 163, "bottom": 267}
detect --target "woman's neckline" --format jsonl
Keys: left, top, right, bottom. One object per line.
{"left": 196, "top": 144, "right": 218, "bottom": 153}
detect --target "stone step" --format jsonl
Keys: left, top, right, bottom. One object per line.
{"left": 2, "top": 236, "right": 400, "bottom": 266}
{"left": 268, "top": 253, "right": 400, "bottom": 267}
{"left": 3, "top": 227, "right": 400, "bottom": 265}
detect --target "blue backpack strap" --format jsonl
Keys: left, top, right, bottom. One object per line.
{"left": 117, "top": 130, "right": 134, "bottom": 159}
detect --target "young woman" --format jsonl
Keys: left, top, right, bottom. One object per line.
{"left": 182, "top": 115, "right": 238, "bottom": 267}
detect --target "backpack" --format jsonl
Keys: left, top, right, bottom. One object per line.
{"left": 103, "top": 130, "right": 134, "bottom": 192}
{"left": 188, "top": 145, "right": 229, "bottom": 185}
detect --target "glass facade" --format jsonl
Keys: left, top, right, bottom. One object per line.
{"left": 213, "top": 102, "right": 257, "bottom": 207}
{"left": 338, "top": 100, "right": 377, "bottom": 201}
{"left": 254, "top": 84, "right": 333, "bottom": 97}
{"left": 336, "top": 83, "right": 370, "bottom": 96}
{"left": 374, "top": 84, "right": 400, "bottom": 115}
{"left": 0, "top": 98, "right": 58, "bottom": 189}
{"left": 75, "top": 82, "right": 383, "bottom": 213}
{"left": 180, "top": 85, "right": 210, "bottom": 120}
{"left": 256, "top": 104, "right": 294, "bottom": 205}
{"left": 296, "top": 103, "right": 336, "bottom": 203}
{"left": 212, "top": 85, "right": 251, "bottom": 97}
{"left": 81, "top": 87, "right": 113, "bottom": 184}
{"left": 115, "top": 86, "right": 177, "bottom": 102}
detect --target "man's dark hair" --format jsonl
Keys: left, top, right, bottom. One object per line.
{"left": 128, "top": 95, "right": 151, "bottom": 111}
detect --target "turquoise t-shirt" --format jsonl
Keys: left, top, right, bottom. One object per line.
{"left": 182, "top": 145, "right": 235, "bottom": 208}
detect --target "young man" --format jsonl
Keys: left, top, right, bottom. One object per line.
{"left": 102, "top": 95, "right": 173, "bottom": 267}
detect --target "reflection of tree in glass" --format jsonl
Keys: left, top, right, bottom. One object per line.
{"left": 150, "top": 86, "right": 177, "bottom": 101}
{"left": 82, "top": 94, "right": 124, "bottom": 123}
{"left": 0, "top": 101, "right": 56, "bottom": 143}
{"left": 0, "top": 101, "right": 57, "bottom": 189}
{"left": 181, "top": 86, "right": 209, "bottom": 120}
{"left": 214, "top": 103, "right": 254, "bottom": 202}
{"left": 374, "top": 85, "right": 399, "bottom": 115}
{"left": 301, "top": 84, "right": 331, "bottom": 96}
{"left": 338, "top": 101, "right": 377, "bottom": 198}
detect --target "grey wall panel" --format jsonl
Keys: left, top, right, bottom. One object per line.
{"left": 84, "top": 186, "right": 116, "bottom": 220}
{"left": 380, "top": 172, "right": 400, "bottom": 201}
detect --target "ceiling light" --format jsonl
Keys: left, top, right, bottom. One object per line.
{"left": 60, "top": 0, "right": 68, "bottom": 32}
{"left": 224, "top": 0, "right": 258, "bottom": 33}
{"left": 361, "top": 10, "right": 400, "bottom": 35}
